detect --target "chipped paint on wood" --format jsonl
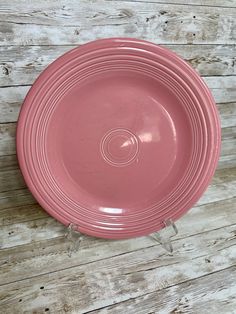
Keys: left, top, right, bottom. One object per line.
{"left": 0, "top": 45, "right": 235, "bottom": 87}
{"left": 92, "top": 266, "right": 236, "bottom": 313}
{"left": 0, "top": 224, "right": 236, "bottom": 313}
{"left": 0, "top": 0, "right": 236, "bottom": 313}
{"left": 0, "top": 1, "right": 236, "bottom": 45}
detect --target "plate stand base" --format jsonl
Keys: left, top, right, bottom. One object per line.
{"left": 65, "top": 219, "right": 178, "bottom": 257}
{"left": 151, "top": 219, "right": 178, "bottom": 253}
{"left": 65, "top": 223, "right": 82, "bottom": 257}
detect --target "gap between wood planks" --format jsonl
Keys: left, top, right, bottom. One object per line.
{"left": 1, "top": 74, "right": 236, "bottom": 89}
{"left": 2, "top": 76, "right": 236, "bottom": 89}
{"left": 0, "top": 167, "right": 235, "bottom": 241}
{"left": 2, "top": 43, "right": 236, "bottom": 47}
{"left": 1, "top": 77, "right": 236, "bottom": 124}
{"left": 104, "top": 0, "right": 236, "bottom": 9}
{"left": 0, "top": 189, "right": 235, "bottom": 259}
{"left": 0, "top": 167, "right": 235, "bottom": 310}
{"left": 0, "top": 2, "right": 235, "bottom": 313}
{"left": 0, "top": 232, "right": 235, "bottom": 289}
{"left": 0, "top": 149, "right": 235, "bottom": 195}
{"left": 1, "top": 173, "right": 234, "bottom": 214}
{"left": 85, "top": 266, "right": 236, "bottom": 314}
{"left": 6, "top": 125, "right": 236, "bottom": 154}
{"left": 0, "top": 168, "right": 236, "bottom": 242}
{"left": 1, "top": 0, "right": 236, "bottom": 10}
{"left": 0, "top": 212, "right": 235, "bottom": 268}
{"left": 1, "top": 1, "right": 236, "bottom": 46}
{"left": 0, "top": 223, "right": 235, "bottom": 313}
{"left": 1, "top": 44, "right": 236, "bottom": 88}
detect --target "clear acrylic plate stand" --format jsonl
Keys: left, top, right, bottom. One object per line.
{"left": 65, "top": 223, "right": 82, "bottom": 257}
{"left": 151, "top": 219, "right": 178, "bottom": 253}
{"left": 65, "top": 218, "right": 178, "bottom": 256}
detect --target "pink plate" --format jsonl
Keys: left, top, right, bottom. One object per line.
{"left": 17, "top": 38, "right": 221, "bottom": 239}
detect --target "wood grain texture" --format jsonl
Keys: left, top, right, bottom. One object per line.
{"left": 0, "top": 196, "right": 235, "bottom": 286}
{"left": 0, "top": 188, "right": 36, "bottom": 210}
{"left": 0, "top": 223, "right": 235, "bottom": 313}
{"left": 0, "top": 0, "right": 236, "bottom": 313}
{"left": 217, "top": 102, "right": 236, "bottom": 128}
{"left": 0, "top": 154, "right": 18, "bottom": 171}
{"left": 0, "top": 122, "right": 16, "bottom": 156}
{"left": 1, "top": 76, "right": 236, "bottom": 124}
{"left": 106, "top": 0, "right": 236, "bottom": 8}
{"left": 0, "top": 168, "right": 235, "bottom": 289}
{"left": 92, "top": 266, "right": 236, "bottom": 314}
{"left": 0, "top": 44, "right": 236, "bottom": 88}
{"left": 0, "top": 168, "right": 26, "bottom": 192}
{"left": 0, "top": 167, "right": 235, "bottom": 226}
{"left": 0, "top": 1, "right": 236, "bottom": 46}
{"left": 0, "top": 86, "right": 30, "bottom": 123}
{"left": 0, "top": 203, "right": 46, "bottom": 226}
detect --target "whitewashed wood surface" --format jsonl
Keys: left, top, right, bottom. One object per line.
{"left": 0, "top": 0, "right": 236, "bottom": 313}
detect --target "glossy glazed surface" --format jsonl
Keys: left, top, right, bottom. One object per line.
{"left": 17, "top": 38, "right": 221, "bottom": 239}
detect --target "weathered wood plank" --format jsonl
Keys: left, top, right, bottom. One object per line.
{"left": 0, "top": 188, "right": 36, "bottom": 210}
{"left": 171, "top": 44, "right": 236, "bottom": 76}
{"left": 0, "top": 154, "right": 18, "bottom": 171}
{"left": 2, "top": 0, "right": 236, "bottom": 25}
{"left": 204, "top": 76, "right": 236, "bottom": 103}
{"left": 0, "top": 122, "right": 16, "bottom": 156}
{"left": 221, "top": 125, "right": 236, "bottom": 140}
{"left": 0, "top": 223, "right": 235, "bottom": 313}
{"left": 0, "top": 203, "right": 46, "bottom": 226}
{"left": 197, "top": 179, "right": 236, "bottom": 208}
{"left": 0, "top": 1, "right": 235, "bottom": 313}
{"left": 92, "top": 266, "right": 236, "bottom": 314}
{"left": 0, "top": 127, "right": 234, "bottom": 172}
{"left": 0, "top": 45, "right": 236, "bottom": 87}
{"left": 0, "top": 86, "right": 30, "bottom": 123}
{"left": 204, "top": 76, "right": 236, "bottom": 89}
{"left": 1, "top": 166, "right": 236, "bottom": 249}
{"left": 0, "top": 46, "right": 71, "bottom": 87}
{"left": 211, "top": 167, "right": 236, "bottom": 184}
{"left": 0, "top": 133, "right": 235, "bottom": 198}
{"left": 0, "top": 113, "right": 233, "bottom": 166}
{"left": 218, "top": 154, "right": 236, "bottom": 169}
{"left": 0, "top": 166, "right": 235, "bottom": 227}
{"left": 214, "top": 93, "right": 236, "bottom": 107}
{"left": 106, "top": 0, "right": 236, "bottom": 8}
{"left": 1, "top": 76, "right": 236, "bottom": 124}
{"left": 0, "top": 197, "right": 235, "bottom": 287}
{"left": 0, "top": 128, "right": 235, "bottom": 205}
{"left": 2, "top": 164, "right": 233, "bottom": 214}
{"left": 221, "top": 138, "right": 236, "bottom": 157}
{"left": 0, "top": 134, "right": 235, "bottom": 200}
{"left": 0, "top": 169, "right": 26, "bottom": 193}
{"left": 178, "top": 197, "right": 236, "bottom": 238}
{"left": 0, "top": 1, "right": 236, "bottom": 46}
{"left": 0, "top": 218, "right": 65, "bottom": 250}
{"left": 217, "top": 102, "right": 236, "bottom": 128}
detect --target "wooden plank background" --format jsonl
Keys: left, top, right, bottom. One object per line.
{"left": 0, "top": 0, "right": 236, "bottom": 313}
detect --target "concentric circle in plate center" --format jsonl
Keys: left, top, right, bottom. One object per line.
{"left": 100, "top": 129, "right": 139, "bottom": 166}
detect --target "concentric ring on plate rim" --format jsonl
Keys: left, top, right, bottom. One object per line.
{"left": 16, "top": 38, "right": 221, "bottom": 238}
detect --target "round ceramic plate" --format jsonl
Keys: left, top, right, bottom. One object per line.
{"left": 17, "top": 38, "right": 221, "bottom": 239}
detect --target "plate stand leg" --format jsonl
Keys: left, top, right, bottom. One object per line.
{"left": 152, "top": 219, "right": 178, "bottom": 253}
{"left": 65, "top": 223, "right": 82, "bottom": 257}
